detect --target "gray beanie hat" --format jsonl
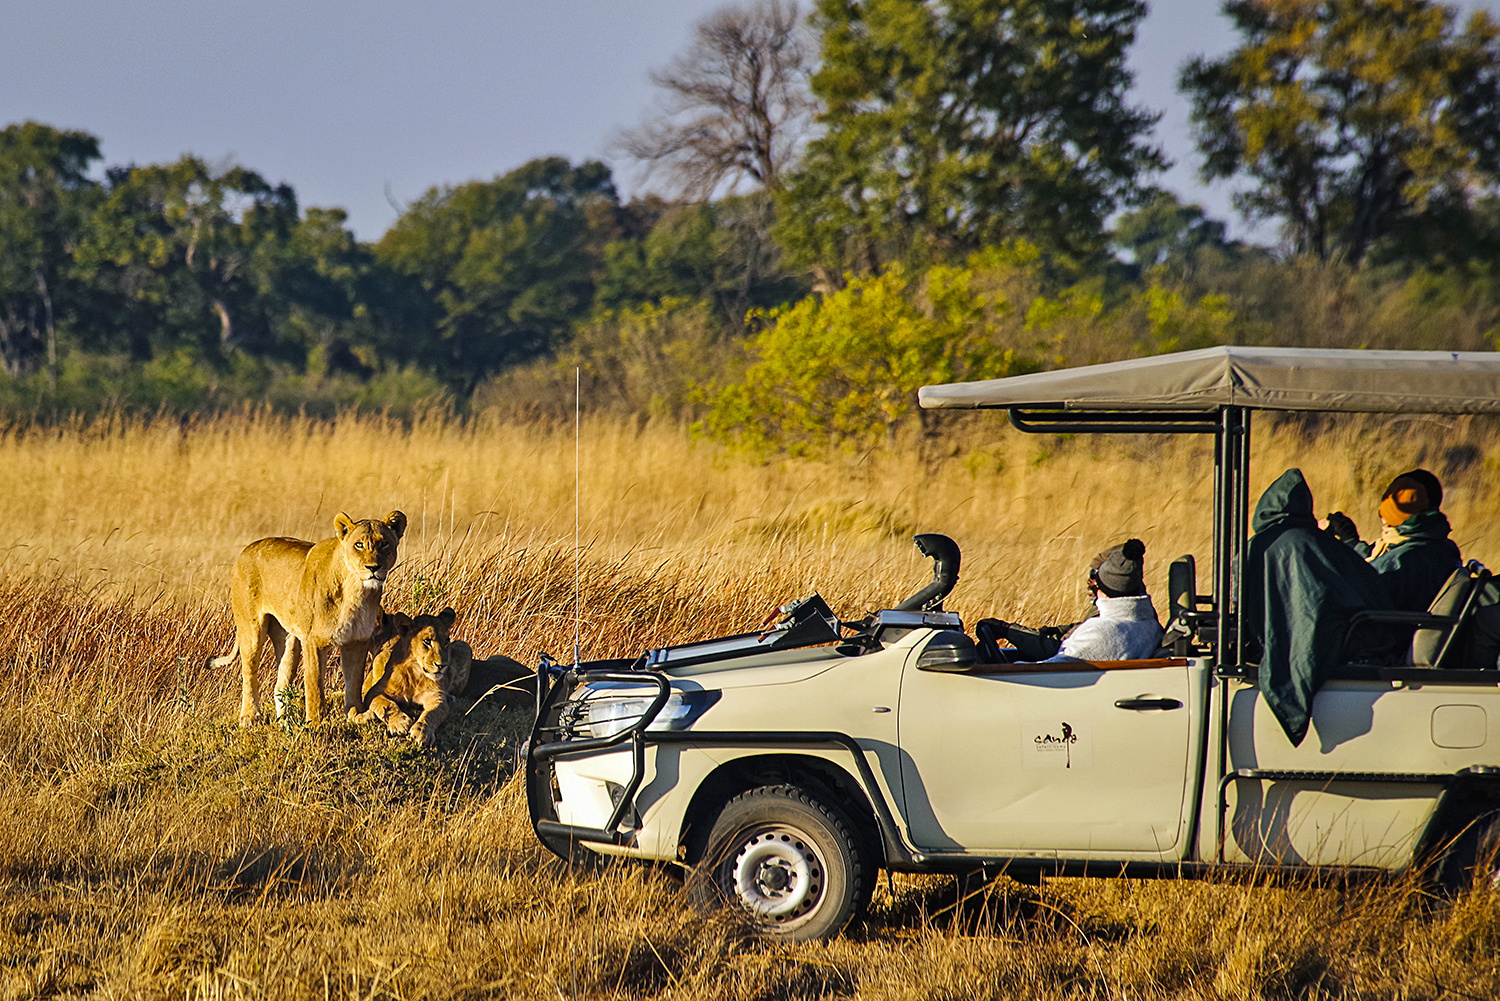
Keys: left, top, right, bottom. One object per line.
{"left": 1092, "top": 538, "right": 1147, "bottom": 597}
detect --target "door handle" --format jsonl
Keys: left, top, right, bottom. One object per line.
{"left": 1114, "top": 697, "right": 1183, "bottom": 711}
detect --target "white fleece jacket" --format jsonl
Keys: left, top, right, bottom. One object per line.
{"left": 1048, "top": 594, "right": 1163, "bottom": 662}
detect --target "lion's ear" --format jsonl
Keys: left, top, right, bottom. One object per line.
{"left": 334, "top": 512, "right": 356, "bottom": 539}
{"left": 439, "top": 606, "right": 457, "bottom": 628}
{"left": 388, "top": 611, "right": 414, "bottom": 631}
{"left": 385, "top": 510, "right": 408, "bottom": 540}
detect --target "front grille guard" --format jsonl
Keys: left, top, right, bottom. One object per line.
{"left": 527, "top": 656, "right": 671, "bottom": 847}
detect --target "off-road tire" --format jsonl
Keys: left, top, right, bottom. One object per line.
{"left": 689, "top": 784, "right": 871, "bottom": 941}
{"left": 1440, "top": 810, "right": 1500, "bottom": 893}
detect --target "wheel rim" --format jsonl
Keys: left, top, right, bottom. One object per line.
{"left": 728, "top": 826, "right": 825, "bottom": 923}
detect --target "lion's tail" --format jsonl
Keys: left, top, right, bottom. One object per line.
{"left": 206, "top": 644, "right": 239, "bottom": 672}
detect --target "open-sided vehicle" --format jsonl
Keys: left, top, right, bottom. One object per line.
{"left": 525, "top": 346, "right": 1500, "bottom": 940}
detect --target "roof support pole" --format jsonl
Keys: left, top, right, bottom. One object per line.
{"left": 1213, "top": 406, "right": 1249, "bottom": 669}
{"left": 1211, "top": 405, "right": 1249, "bottom": 863}
{"left": 1235, "top": 409, "right": 1252, "bottom": 662}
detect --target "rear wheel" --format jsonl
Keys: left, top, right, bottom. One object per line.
{"left": 1440, "top": 810, "right": 1500, "bottom": 893}
{"left": 692, "top": 784, "right": 871, "bottom": 941}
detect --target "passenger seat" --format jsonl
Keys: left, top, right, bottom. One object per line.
{"left": 1410, "top": 567, "right": 1484, "bottom": 668}
{"left": 1344, "top": 562, "right": 1494, "bottom": 669}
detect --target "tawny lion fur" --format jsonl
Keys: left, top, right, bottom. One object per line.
{"left": 358, "top": 607, "right": 473, "bottom": 748}
{"left": 210, "top": 510, "right": 407, "bottom": 726}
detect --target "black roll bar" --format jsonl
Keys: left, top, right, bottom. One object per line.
{"left": 1003, "top": 403, "right": 1252, "bottom": 673}
{"left": 1004, "top": 403, "right": 1254, "bottom": 865}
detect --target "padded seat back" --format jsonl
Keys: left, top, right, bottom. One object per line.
{"left": 1411, "top": 567, "right": 1482, "bottom": 667}
{"left": 1169, "top": 555, "right": 1197, "bottom": 621}
{"left": 1160, "top": 555, "right": 1200, "bottom": 657}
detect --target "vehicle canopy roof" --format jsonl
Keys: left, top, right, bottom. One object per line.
{"left": 917, "top": 346, "right": 1500, "bottom": 415}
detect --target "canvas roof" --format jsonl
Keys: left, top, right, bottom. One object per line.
{"left": 917, "top": 346, "right": 1500, "bottom": 414}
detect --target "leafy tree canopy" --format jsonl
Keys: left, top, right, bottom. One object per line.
{"left": 73, "top": 156, "right": 299, "bottom": 360}
{"left": 1181, "top": 0, "right": 1500, "bottom": 265}
{"left": 265, "top": 207, "right": 432, "bottom": 376}
{"left": 698, "top": 246, "right": 1043, "bottom": 455}
{"left": 376, "top": 157, "right": 620, "bottom": 387}
{"left": 1111, "top": 191, "right": 1243, "bottom": 280}
{"left": 0, "top": 121, "right": 102, "bottom": 380}
{"left": 595, "top": 193, "right": 808, "bottom": 323}
{"left": 777, "top": 0, "right": 1165, "bottom": 277}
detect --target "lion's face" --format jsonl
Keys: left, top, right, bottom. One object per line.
{"left": 333, "top": 510, "right": 407, "bottom": 590}
{"left": 391, "top": 607, "right": 459, "bottom": 685}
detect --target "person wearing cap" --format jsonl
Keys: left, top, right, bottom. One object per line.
{"left": 975, "top": 539, "right": 1163, "bottom": 662}
{"left": 1326, "top": 469, "right": 1461, "bottom": 612}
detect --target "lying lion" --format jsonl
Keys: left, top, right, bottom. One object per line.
{"left": 358, "top": 607, "right": 473, "bottom": 748}
{"left": 209, "top": 511, "right": 406, "bottom": 726}
{"left": 357, "top": 610, "right": 534, "bottom": 746}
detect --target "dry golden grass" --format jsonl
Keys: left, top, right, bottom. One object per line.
{"left": 9, "top": 407, "right": 1500, "bottom": 625}
{"left": 4, "top": 409, "right": 1500, "bottom": 998}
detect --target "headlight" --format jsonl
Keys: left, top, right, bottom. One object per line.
{"left": 559, "top": 686, "right": 720, "bottom": 739}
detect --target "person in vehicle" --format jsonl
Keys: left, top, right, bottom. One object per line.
{"left": 1326, "top": 469, "right": 1461, "bottom": 612}
{"left": 976, "top": 539, "right": 1163, "bottom": 662}
{"left": 1244, "top": 469, "right": 1392, "bottom": 746}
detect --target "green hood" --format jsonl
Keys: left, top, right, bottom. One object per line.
{"left": 1244, "top": 468, "right": 1392, "bottom": 745}
{"left": 1252, "top": 468, "right": 1316, "bottom": 534}
{"left": 1369, "top": 508, "right": 1462, "bottom": 611}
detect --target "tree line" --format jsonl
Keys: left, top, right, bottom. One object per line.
{"left": 3, "top": 0, "right": 1500, "bottom": 448}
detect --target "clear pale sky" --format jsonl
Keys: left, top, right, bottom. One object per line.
{"left": 4, "top": 1, "right": 1496, "bottom": 243}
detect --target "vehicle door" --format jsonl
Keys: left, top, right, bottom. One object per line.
{"left": 897, "top": 654, "right": 1201, "bottom": 857}
{"left": 1222, "top": 666, "right": 1500, "bottom": 869}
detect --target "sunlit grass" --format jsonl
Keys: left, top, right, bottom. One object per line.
{"left": 2, "top": 409, "right": 1500, "bottom": 996}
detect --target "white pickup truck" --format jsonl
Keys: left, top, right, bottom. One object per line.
{"left": 525, "top": 347, "right": 1500, "bottom": 940}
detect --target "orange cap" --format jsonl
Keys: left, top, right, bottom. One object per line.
{"left": 1379, "top": 476, "right": 1428, "bottom": 527}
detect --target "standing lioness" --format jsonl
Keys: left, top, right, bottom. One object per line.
{"left": 212, "top": 511, "right": 407, "bottom": 726}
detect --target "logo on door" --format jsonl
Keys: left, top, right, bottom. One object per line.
{"left": 1033, "top": 721, "right": 1079, "bottom": 768}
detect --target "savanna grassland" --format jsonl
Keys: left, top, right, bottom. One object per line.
{"left": 4, "top": 410, "right": 1500, "bottom": 1000}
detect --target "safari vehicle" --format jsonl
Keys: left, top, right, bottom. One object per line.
{"left": 525, "top": 346, "right": 1500, "bottom": 941}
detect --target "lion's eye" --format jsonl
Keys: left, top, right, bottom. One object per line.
{"left": 355, "top": 542, "right": 365, "bottom": 550}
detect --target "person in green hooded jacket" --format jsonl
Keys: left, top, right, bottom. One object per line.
{"left": 1244, "top": 469, "right": 1393, "bottom": 746}
{"left": 1326, "top": 468, "right": 1462, "bottom": 612}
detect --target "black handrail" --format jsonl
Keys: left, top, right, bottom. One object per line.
{"left": 1008, "top": 408, "right": 1221, "bottom": 435}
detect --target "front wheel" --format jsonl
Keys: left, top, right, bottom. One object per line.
{"left": 691, "top": 784, "right": 872, "bottom": 941}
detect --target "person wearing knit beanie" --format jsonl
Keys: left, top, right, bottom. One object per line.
{"left": 1091, "top": 538, "right": 1148, "bottom": 598}
{"left": 976, "top": 537, "right": 1161, "bottom": 663}
{"left": 1400, "top": 468, "right": 1443, "bottom": 510}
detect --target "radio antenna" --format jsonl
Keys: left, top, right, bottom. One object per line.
{"left": 573, "top": 366, "right": 581, "bottom": 668}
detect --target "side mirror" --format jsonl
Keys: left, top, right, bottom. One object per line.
{"left": 916, "top": 630, "right": 979, "bottom": 673}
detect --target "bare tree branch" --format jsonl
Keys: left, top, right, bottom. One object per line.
{"left": 613, "top": 0, "right": 817, "bottom": 200}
